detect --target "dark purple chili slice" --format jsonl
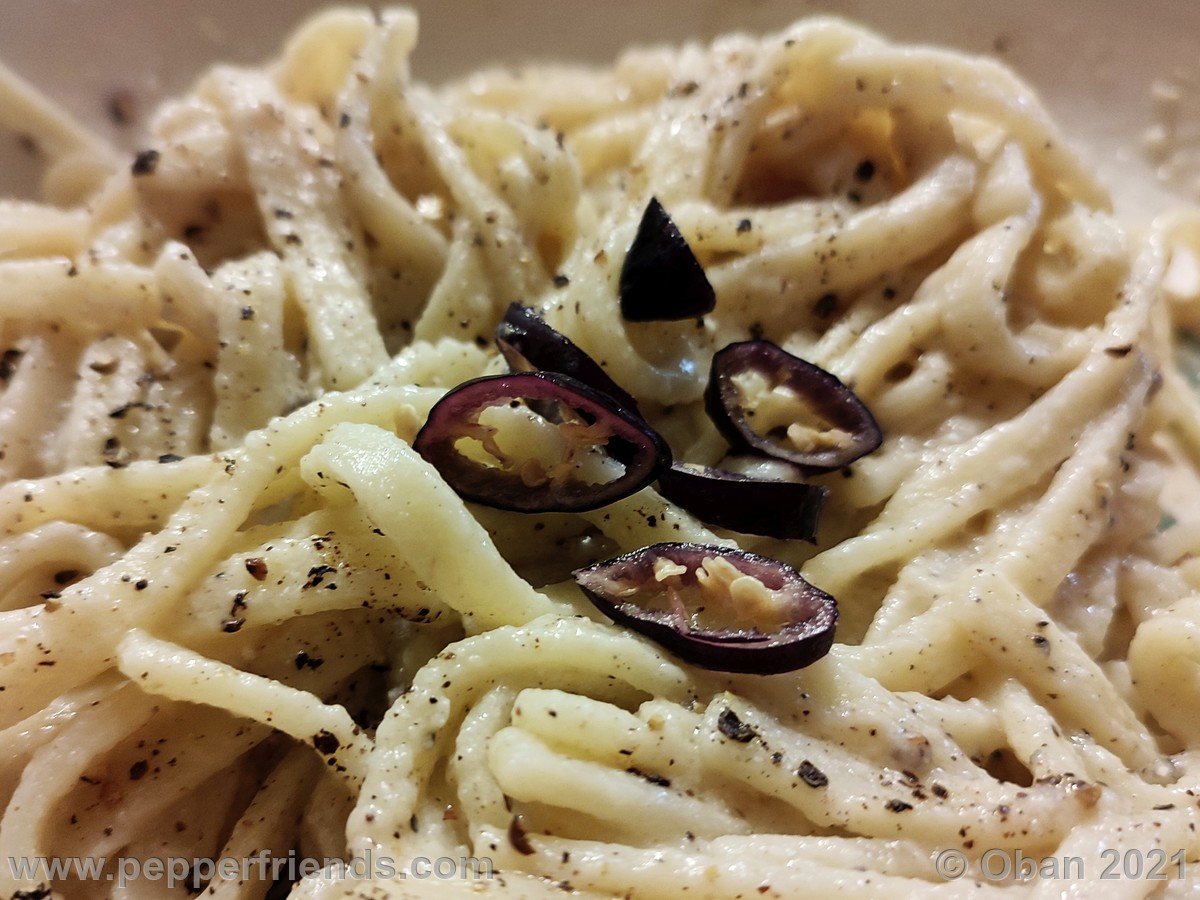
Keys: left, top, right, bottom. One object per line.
{"left": 657, "top": 462, "right": 827, "bottom": 542}
{"left": 495, "top": 303, "right": 640, "bottom": 411}
{"left": 705, "top": 341, "right": 882, "bottom": 471}
{"left": 574, "top": 542, "right": 836, "bottom": 674}
{"left": 619, "top": 197, "right": 716, "bottom": 322}
{"left": 414, "top": 372, "right": 669, "bottom": 513}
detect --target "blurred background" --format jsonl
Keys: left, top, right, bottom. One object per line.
{"left": 2, "top": 0, "right": 1199, "bottom": 221}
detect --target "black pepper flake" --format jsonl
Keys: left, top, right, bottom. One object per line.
{"left": 812, "top": 292, "right": 838, "bottom": 319}
{"left": 157, "top": 453, "right": 184, "bottom": 464}
{"left": 273, "top": 208, "right": 293, "bottom": 220}
{"left": 109, "top": 401, "right": 152, "bottom": 419}
{"left": 106, "top": 90, "right": 135, "bottom": 126}
{"left": 508, "top": 815, "right": 536, "bottom": 855}
{"left": 312, "top": 730, "right": 340, "bottom": 754}
{"left": 129, "top": 759, "right": 149, "bottom": 780}
{"left": 339, "top": 112, "right": 351, "bottom": 128}
{"left": 295, "top": 651, "right": 325, "bottom": 671}
{"left": 134, "top": 579, "right": 148, "bottom": 591}
{"left": 0, "top": 348, "right": 24, "bottom": 382}
{"left": 53, "top": 569, "right": 78, "bottom": 585}
{"left": 221, "top": 617, "right": 244, "bottom": 634}
{"left": 853, "top": 159, "right": 876, "bottom": 182}
{"left": 102, "top": 436, "right": 129, "bottom": 469}
{"left": 1104, "top": 344, "right": 1133, "bottom": 357}
{"left": 553, "top": 274, "right": 570, "bottom": 288}
{"left": 240, "top": 306, "right": 255, "bottom": 321}
{"left": 886, "top": 799, "right": 913, "bottom": 813}
{"left": 304, "top": 564, "right": 336, "bottom": 589}
{"left": 717, "top": 708, "right": 757, "bottom": 743}
{"left": 796, "top": 760, "right": 828, "bottom": 788}
{"left": 931, "top": 783, "right": 949, "bottom": 799}
{"left": 244, "top": 557, "right": 268, "bottom": 581}
{"left": 627, "top": 767, "right": 671, "bottom": 787}
{"left": 131, "top": 149, "right": 160, "bottom": 176}
{"left": 736, "top": 218, "right": 752, "bottom": 234}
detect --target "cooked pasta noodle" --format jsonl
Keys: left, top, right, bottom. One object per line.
{"left": 1, "top": 7, "right": 1200, "bottom": 898}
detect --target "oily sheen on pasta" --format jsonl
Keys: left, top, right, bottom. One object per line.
{"left": 2, "top": 7, "right": 1200, "bottom": 898}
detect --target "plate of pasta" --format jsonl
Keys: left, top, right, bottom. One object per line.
{"left": 3, "top": 2, "right": 1200, "bottom": 898}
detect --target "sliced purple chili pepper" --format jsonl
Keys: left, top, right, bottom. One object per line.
{"left": 574, "top": 542, "right": 837, "bottom": 674}
{"left": 657, "top": 462, "right": 827, "bottom": 542}
{"left": 619, "top": 198, "right": 716, "bottom": 322}
{"left": 705, "top": 340, "right": 882, "bottom": 471}
{"left": 414, "top": 372, "right": 669, "bottom": 513}
{"left": 495, "top": 303, "right": 640, "bottom": 412}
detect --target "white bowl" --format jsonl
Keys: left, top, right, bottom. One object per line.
{"left": 1, "top": 0, "right": 1198, "bottom": 221}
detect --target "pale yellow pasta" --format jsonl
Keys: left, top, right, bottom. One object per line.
{"left": 0, "top": 7, "right": 1197, "bottom": 900}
